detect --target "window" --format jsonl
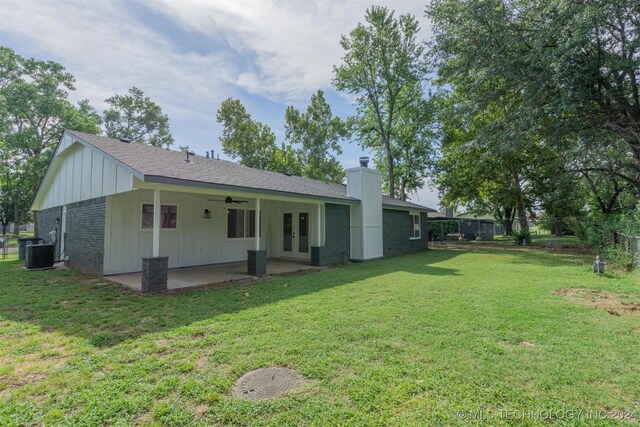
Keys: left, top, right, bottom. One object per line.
{"left": 227, "top": 209, "right": 261, "bottom": 238}
{"left": 410, "top": 213, "right": 421, "bottom": 239}
{"left": 141, "top": 204, "right": 177, "bottom": 229}
{"left": 248, "top": 210, "right": 256, "bottom": 238}
{"left": 227, "top": 209, "right": 245, "bottom": 238}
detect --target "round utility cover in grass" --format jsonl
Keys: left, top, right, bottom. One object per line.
{"left": 232, "top": 367, "right": 303, "bottom": 400}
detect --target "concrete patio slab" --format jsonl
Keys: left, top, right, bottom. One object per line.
{"left": 107, "top": 259, "right": 321, "bottom": 291}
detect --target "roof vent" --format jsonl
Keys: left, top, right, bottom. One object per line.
{"left": 185, "top": 151, "right": 195, "bottom": 163}
{"left": 283, "top": 172, "right": 292, "bottom": 177}
{"left": 119, "top": 137, "right": 132, "bottom": 143}
{"left": 359, "top": 157, "right": 369, "bottom": 167}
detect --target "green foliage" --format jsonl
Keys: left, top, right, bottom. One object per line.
{"left": 428, "top": 219, "right": 459, "bottom": 241}
{"left": 216, "top": 97, "right": 279, "bottom": 170}
{"left": 284, "top": 90, "right": 350, "bottom": 183}
{"left": 433, "top": 89, "right": 546, "bottom": 233}
{"left": 268, "top": 142, "right": 302, "bottom": 176}
{"left": 605, "top": 245, "right": 635, "bottom": 271}
{"left": 333, "top": 6, "right": 432, "bottom": 199}
{"left": 427, "top": 0, "right": 640, "bottom": 193}
{"left": 218, "top": 94, "right": 352, "bottom": 182}
{"left": 103, "top": 86, "right": 174, "bottom": 147}
{"left": 514, "top": 229, "right": 532, "bottom": 245}
{"left": 428, "top": 0, "right": 640, "bottom": 258}
{"left": 0, "top": 46, "right": 101, "bottom": 232}
{"left": 585, "top": 202, "right": 640, "bottom": 254}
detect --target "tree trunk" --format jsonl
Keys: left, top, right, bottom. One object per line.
{"left": 510, "top": 167, "right": 529, "bottom": 233}
{"left": 384, "top": 138, "right": 395, "bottom": 198}
{"left": 629, "top": 140, "right": 640, "bottom": 195}
{"left": 12, "top": 205, "right": 20, "bottom": 237}
{"left": 504, "top": 206, "right": 515, "bottom": 236}
{"left": 514, "top": 194, "right": 528, "bottom": 232}
{"left": 554, "top": 218, "right": 563, "bottom": 237}
{"left": 504, "top": 219, "right": 513, "bottom": 236}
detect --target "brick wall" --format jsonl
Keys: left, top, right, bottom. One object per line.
{"left": 36, "top": 206, "right": 63, "bottom": 259}
{"left": 324, "top": 203, "right": 350, "bottom": 264}
{"left": 65, "top": 197, "right": 106, "bottom": 275}
{"left": 382, "top": 209, "right": 428, "bottom": 257}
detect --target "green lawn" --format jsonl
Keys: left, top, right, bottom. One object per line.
{"left": 0, "top": 249, "right": 638, "bottom": 426}
{"left": 491, "top": 234, "right": 588, "bottom": 248}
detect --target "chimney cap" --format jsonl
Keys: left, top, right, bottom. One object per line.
{"left": 185, "top": 151, "right": 195, "bottom": 163}
{"left": 359, "top": 157, "right": 369, "bottom": 167}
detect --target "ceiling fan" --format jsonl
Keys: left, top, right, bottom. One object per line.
{"left": 208, "top": 196, "right": 248, "bottom": 204}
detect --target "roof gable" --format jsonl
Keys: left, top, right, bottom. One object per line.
{"left": 32, "top": 131, "right": 137, "bottom": 210}
{"left": 34, "top": 130, "right": 435, "bottom": 212}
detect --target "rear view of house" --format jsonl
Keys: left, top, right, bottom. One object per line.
{"left": 32, "top": 130, "right": 435, "bottom": 291}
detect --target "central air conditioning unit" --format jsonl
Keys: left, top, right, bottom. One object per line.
{"left": 25, "top": 244, "right": 55, "bottom": 269}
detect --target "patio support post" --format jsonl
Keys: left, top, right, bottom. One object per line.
{"left": 255, "top": 198, "right": 261, "bottom": 250}
{"left": 316, "top": 203, "right": 322, "bottom": 245}
{"left": 153, "top": 189, "right": 160, "bottom": 257}
{"left": 311, "top": 203, "right": 326, "bottom": 267}
{"left": 247, "top": 197, "right": 267, "bottom": 276}
{"left": 141, "top": 188, "right": 168, "bottom": 292}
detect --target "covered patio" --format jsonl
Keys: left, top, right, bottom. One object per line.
{"left": 107, "top": 258, "right": 323, "bottom": 292}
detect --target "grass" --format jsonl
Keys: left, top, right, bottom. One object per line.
{"left": 0, "top": 248, "right": 638, "bottom": 426}
{"left": 492, "top": 234, "right": 588, "bottom": 248}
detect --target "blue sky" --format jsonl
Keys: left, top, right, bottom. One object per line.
{"left": 0, "top": 0, "right": 440, "bottom": 208}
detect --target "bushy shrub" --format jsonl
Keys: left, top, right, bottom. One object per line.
{"left": 428, "top": 220, "right": 460, "bottom": 241}
{"left": 585, "top": 203, "right": 640, "bottom": 253}
{"left": 605, "top": 245, "right": 635, "bottom": 271}
{"left": 537, "top": 213, "right": 576, "bottom": 235}
{"left": 514, "top": 229, "right": 532, "bottom": 245}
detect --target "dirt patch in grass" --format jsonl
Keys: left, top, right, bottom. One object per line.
{"left": 431, "top": 242, "right": 594, "bottom": 255}
{"left": 499, "top": 341, "right": 538, "bottom": 350}
{"left": 555, "top": 288, "right": 640, "bottom": 316}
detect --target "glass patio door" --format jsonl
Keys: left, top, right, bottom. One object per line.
{"left": 281, "top": 211, "right": 309, "bottom": 258}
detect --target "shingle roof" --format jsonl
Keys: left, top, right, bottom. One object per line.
{"left": 381, "top": 195, "right": 436, "bottom": 212}
{"left": 68, "top": 130, "right": 435, "bottom": 212}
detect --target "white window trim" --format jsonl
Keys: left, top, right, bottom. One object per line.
{"left": 140, "top": 202, "right": 179, "bottom": 232}
{"left": 410, "top": 212, "right": 421, "bottom": 240}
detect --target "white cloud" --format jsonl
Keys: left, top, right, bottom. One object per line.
{"left": 0, "top": 0, "right": 437, "bottom": 200}
{"left": 138, "top": 0, "right": 431, "bottom": 103}
{"left": 413, "top": 182, "right": 441, "bottom": 210}
{"left": 0, "top": 0, "right": 237, "bottom": 123}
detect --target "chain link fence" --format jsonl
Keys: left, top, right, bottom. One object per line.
{"left": 615, "top": 233, "right": 640, "bottom": 268}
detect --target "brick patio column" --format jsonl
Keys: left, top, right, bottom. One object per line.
{"left": 142, "top": 189, "right": 168, "bottom": 292}
{"left": 247, "top": 249, "right": 267, "bottom": 276}
{"left": 311, "top": 203, "right": 326, "bottom": 266}
{"left": 142, "top": 256, "right": 168, "bottom": 292}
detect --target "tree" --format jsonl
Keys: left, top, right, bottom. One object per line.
{"left": 103, "top": 87, "right": 174, "bottom": 148}
{"left": 427, "top": 0, "right": 640, "bottom": 194}
{"left": 216, "top": 97, "right": 281, "bottom": 170}
{"left": 333, "top": 6, "right": 430, "bottom": 199}
{"left": 385, "top": 83, "right": 436, "bottom": 199}
{"left": 0, "top": 47, "right": 101, "bottom": 235}
{"left": 284, "top": 90, "right": 350, "bottom": 184}
{"left": 268, "top": 143, "right": 303, "bottom": 176}
{"left": 433, "top": 88, "right": 549, "bottom": 237}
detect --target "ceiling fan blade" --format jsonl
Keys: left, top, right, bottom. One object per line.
{"left": 208, "top": 197, "right": 249, "bottom": 203}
